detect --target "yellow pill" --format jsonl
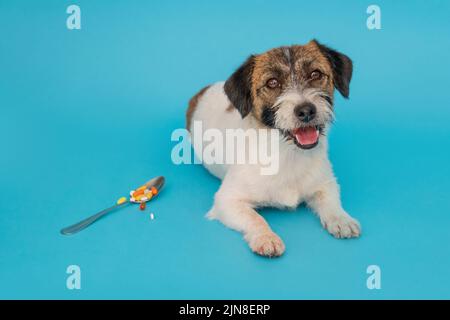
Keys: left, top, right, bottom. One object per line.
{"left": 117, "top": 197, "right": 127, "bottom": 205}
{"left": 145, "top": 193, "right": 153, "bottom": 201}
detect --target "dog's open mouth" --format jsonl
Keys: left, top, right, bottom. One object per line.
{"left": 286, "top": 126, "right": 321, "bottom": 149}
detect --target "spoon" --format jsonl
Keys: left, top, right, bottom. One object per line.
{"left": 60, "top": 176, "right": 165, "bottom": 235}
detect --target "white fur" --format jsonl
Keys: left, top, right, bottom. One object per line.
{"left": 190, "top": 82, "right": 360, "bottom": 257}
{"left": 274, "top": 88, "right": 334, "bottom": 130}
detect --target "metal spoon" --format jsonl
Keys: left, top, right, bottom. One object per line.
{"left": 60, "top": 176, "right": 165, "bottom": 235}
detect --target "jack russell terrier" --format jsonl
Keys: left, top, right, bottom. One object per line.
{"left": 186, "top": 40, "right": 361, "bottom": 257}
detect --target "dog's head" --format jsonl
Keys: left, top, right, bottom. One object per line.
{"left": 224, "top": 40, "right": 353, "bottom": 149}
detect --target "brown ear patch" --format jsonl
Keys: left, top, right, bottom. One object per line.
{"left": 186, "top": 85, "right": 210, "bottom": 131}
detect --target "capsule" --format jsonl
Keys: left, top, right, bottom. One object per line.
{"left": 140, "top": 202, "right": 146, "bottom": 211}
{"left": 136, "top": 185, "right": 147, "bottom": 191}
{"left": 133, "top": 189, "right": 145, "bottom": 197}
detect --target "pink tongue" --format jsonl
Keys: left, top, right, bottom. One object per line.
{"left": 294, "top": 127, "right": 319, "bottom": 145}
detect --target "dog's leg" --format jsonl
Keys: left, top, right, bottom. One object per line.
{"left": 307, "top": 180, "right": 361, "bottom": 239}
{"left": 207, "top": 187, "right": 285, "bottom": 257}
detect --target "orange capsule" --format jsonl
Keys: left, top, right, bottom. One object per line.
{"left": 151, "top": 187, "right": 158, "bottom": 195}
{"left": 140, "top": 202, "right": 146, "bottom": 211}
{"left": 133, "top": 189, "right": 145, "bottom": 197}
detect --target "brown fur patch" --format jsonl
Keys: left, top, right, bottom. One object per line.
{"left": 226, "top": 104, "right": 234, "bottom": 112}
{"left": 186, "top": 85, "right": 210, "bottom": 131}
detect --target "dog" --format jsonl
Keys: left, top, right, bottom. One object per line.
{"left": 186, "top": 40, "right": 360, "bottom": 257}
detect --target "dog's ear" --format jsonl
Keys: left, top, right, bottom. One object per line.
{"left": 314, "top": 40, "right": 353, "bottom": 98}
{"left": 224, "top": 55, "right": 255, "bottom": 118}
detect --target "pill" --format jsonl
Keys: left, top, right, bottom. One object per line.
{"left": 116, "top": 197, "right": 127, "bottom": 205}
{"left": 138, "top": 194, "right": 149, "bottom": 201}
{"left": 136, "top": 185, "right": 147, "bottom": 191}
{"left": 140, "top": 202, "right": 146, "bottom": 210}
{"left": 151, "top": 187, "right": 158, "bottom": 195}
{"left": 133, "top": 189, "right": 145, "bottom": 197}
{"left": 150, "top": 213, "right": 154, "bottom": 220}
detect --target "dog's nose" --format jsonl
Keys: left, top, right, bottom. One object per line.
{"left": 295, "top": 103, "right": 317, "bottom": 123}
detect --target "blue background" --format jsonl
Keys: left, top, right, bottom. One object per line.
{"left": 1, "top": 0, "right": 449, "bottom": 299}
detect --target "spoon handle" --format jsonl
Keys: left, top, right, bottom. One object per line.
{"left": 60, "top": 201, "right": 130, "bottom": 235}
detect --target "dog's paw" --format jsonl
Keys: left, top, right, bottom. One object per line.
{"left": 322, "top": 214, "right": 361, "bottom": 239}
{"left": 246, "top": 231, "right": 285, "bottom": 257}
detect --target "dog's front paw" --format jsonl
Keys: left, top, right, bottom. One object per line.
{"left": 322, "top": 214, "right": 361, "bottom": 239}
{"left": 246, "top": 231, "right": 285, "bottom": 257}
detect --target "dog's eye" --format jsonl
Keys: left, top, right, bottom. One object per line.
{"left": 309, "top": 70, "right": 323, "bottom": 81}
{"left": 266, "top": 78, "right": 280, "bottom": 89}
